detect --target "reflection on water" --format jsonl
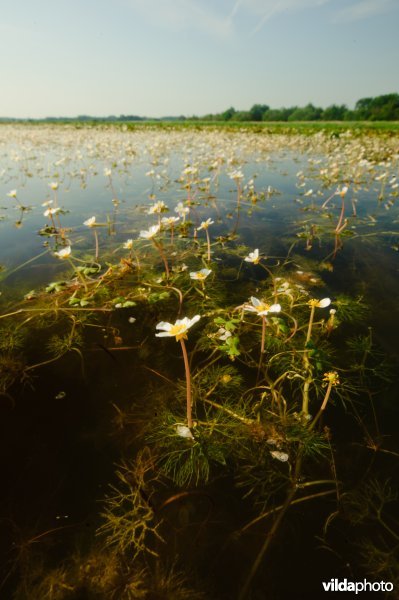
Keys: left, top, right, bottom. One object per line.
{"left": 0, "top": 125, "right": 398, "bottom": 599}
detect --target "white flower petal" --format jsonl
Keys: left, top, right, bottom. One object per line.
{"left": 156, "top": 321, "right": 173, "bottom": 331}
{"left": 269, "top": 304, "right": 282, "bottom": 313}
{"left": 318, "top": 298, "right": 331, "bottom": 308}
{"left": 176, "top": 425, "right": 194, "bottom": 439}
{"left": 270, "top": 451, "right": 289, "bottom": 462}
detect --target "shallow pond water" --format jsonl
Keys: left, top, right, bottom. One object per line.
{"left": 0, "top": 125, "right": 399, "bottom": 599}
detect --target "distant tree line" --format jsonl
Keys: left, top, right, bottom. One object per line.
{"left": 200, "top": 94, "right": 399, "bottom": 122}
{"left": 1, "top": 94, "right": 398, "bottom": 123}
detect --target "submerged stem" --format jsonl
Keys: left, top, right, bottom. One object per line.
{"left": 256, "top": 315, "right": 267, "bottom": 384}
{"left": 205, "top": 228, "right": 211, "bottom": 262}
{"left": 153, "top": 240, "right": 170, "bottom": 280}
{"left": 302, "top": 304, "right": 315, "bottom": 414}
{"left": 180, "top": 338, "right": 193, "bottom": 429}
{"left": 94, "top": 229, "right": 99, "bottom": 260}
{"left": 67, "top": 258, "right": 88, "bottom": 293}
{"left": 239, "top": 448, "right": 304, "bottom": 599}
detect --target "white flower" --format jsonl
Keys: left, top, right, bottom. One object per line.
{"left": 216, "top": 327, "right": 232, "bottom": 341}
{"left": 139, "top": 224, "right": 160, "bottom": 239}
{"left": 277, "top": 281, "right": 291, "bottom": 293}
{"left": 197, "top": 218, "right": 214, "bottom": 231}
{"left": 182, "top": 166, "right": 198, "bottom": 176}
{"left": 49, "top": 182, "right": 59, "bottom": 190}
{"left": 229, "top": 169, "right": 244, "bottom": 181}
{"left": 244, "top": 249, "right": 260, "bottom": 264}
{"left": 83, "top": 216, "right": 96, "bottom": 227}
{"left": 155, "top": 315, "right": 201, "bottom": 341}
{"left": 319, "top": 297, "right": 331, "bottom": 308}
{"left": 244, "top": 297, "right": 281, "bottom": 316}
{"left": 336, "top": 186, "right": 348, "bottom": 197}
{"left": 54, "top": 246, "right": 71, "bottom": 259}
{"left": 161, "top": 216, "right": 180, "bottom": 226}
{"left": 7, "top": 189, "right": 17, "bottom": 198}
{"left": 189, "top": 268, "right": 211, "bottom": 281}
{"left": 270, "top": 450, "right": 289, "bottom": 462}
{"left": 147, "top": 200, "right": 168, "bottom": 214}
{"left": 175, "top": 202, "right": 190, "bottom": 217}
{"left": 104, "top": 168, "right": 112, "bottom": 177}
{"left": 375, "top": 172, "right": 386, "bottom": 181}
{"left": 42, "top": 200, "right": 53, "bottom": 207}
{"left": 123, "top": 239, "right": 134, "bottom": 250}
{"left": 44, "top": 207, "right": 61, "bottom": 217}
{"left": 128, "top": 317, "right": 136, "bottom": 324}
{"left": 308, "top": 297, "right": 331, "bottom": 308}
{"left": 176, "top": 424, "right": 194, "bottom": 439}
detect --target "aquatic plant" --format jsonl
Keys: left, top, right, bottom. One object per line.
{"left": 0, "top": 123, "right": 398, "bottom": 599}
{"left": 196, "top": 218, "right": 214, "bottom": 262}
{"left": 302, "top": 297, "right": 331, "bottom": 415}
{"left": 156, "top": 315, "right": 201, "bottom": 429}
{"left": 98, "top": 453, "right": 163, "bottom": 558}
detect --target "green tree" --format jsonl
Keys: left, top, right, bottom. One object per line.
{"left": 262, "top": 107, "right": 296, "bottom": 122}
{"left": 248, "top": 104, "right": 269, "bottom": 121}
{"left": 234, "top": 110, "right": 252, "bottom": 121}
{"left": 288, "top": 103, "right": 323, "bottom": 121}
{"left": 354, "top": 94, "right": 399, "bottom": 120}
{"left": 322, "top": 104, "right": 347, "bottom": 121}
{"left": 221, "top": 107, "right": 236, "bottom": 121}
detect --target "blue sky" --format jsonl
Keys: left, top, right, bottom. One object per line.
{"left": 1, "top": 0, "right": 398, "bottom": 118}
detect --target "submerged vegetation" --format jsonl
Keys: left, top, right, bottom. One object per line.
{"left": 0, "top": 124, "right": 398, "bottom": 598}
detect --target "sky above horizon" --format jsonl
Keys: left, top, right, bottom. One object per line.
{"left": 1, "top": 0, "right": 398, "bottom": 118}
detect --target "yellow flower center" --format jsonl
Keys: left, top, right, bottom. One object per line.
{"left": 323, "top": 371, "right": 340, "bottom": 385}
{"left": 255, "top": 302, "right": 270, "bottom": 313}
{"left": 308, "top": 299, "right": 319, "bottom": 308}
{"left": 169, "top": 323, "right": 188, "bottom": 340}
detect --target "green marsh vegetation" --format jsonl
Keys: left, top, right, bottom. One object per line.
{"left": 0, "top": 124, "right": 398, "bottom": 598}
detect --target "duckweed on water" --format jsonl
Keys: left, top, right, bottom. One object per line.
{"left": 0, "top": 124, "right": 398, "bottom": 598}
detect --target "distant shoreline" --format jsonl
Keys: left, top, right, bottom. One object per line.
{"left": 1, "top": 120, "right": 399, "bottom": 133}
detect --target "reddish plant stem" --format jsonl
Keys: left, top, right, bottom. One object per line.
{"left": 180, "top": 338, "right": 193, "bottom": 428}
{"left": 153, "top": 240, "right": 170, "bottom": 280}
{"left": 256, "top": 315, "right": 267, "bottom": 384}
